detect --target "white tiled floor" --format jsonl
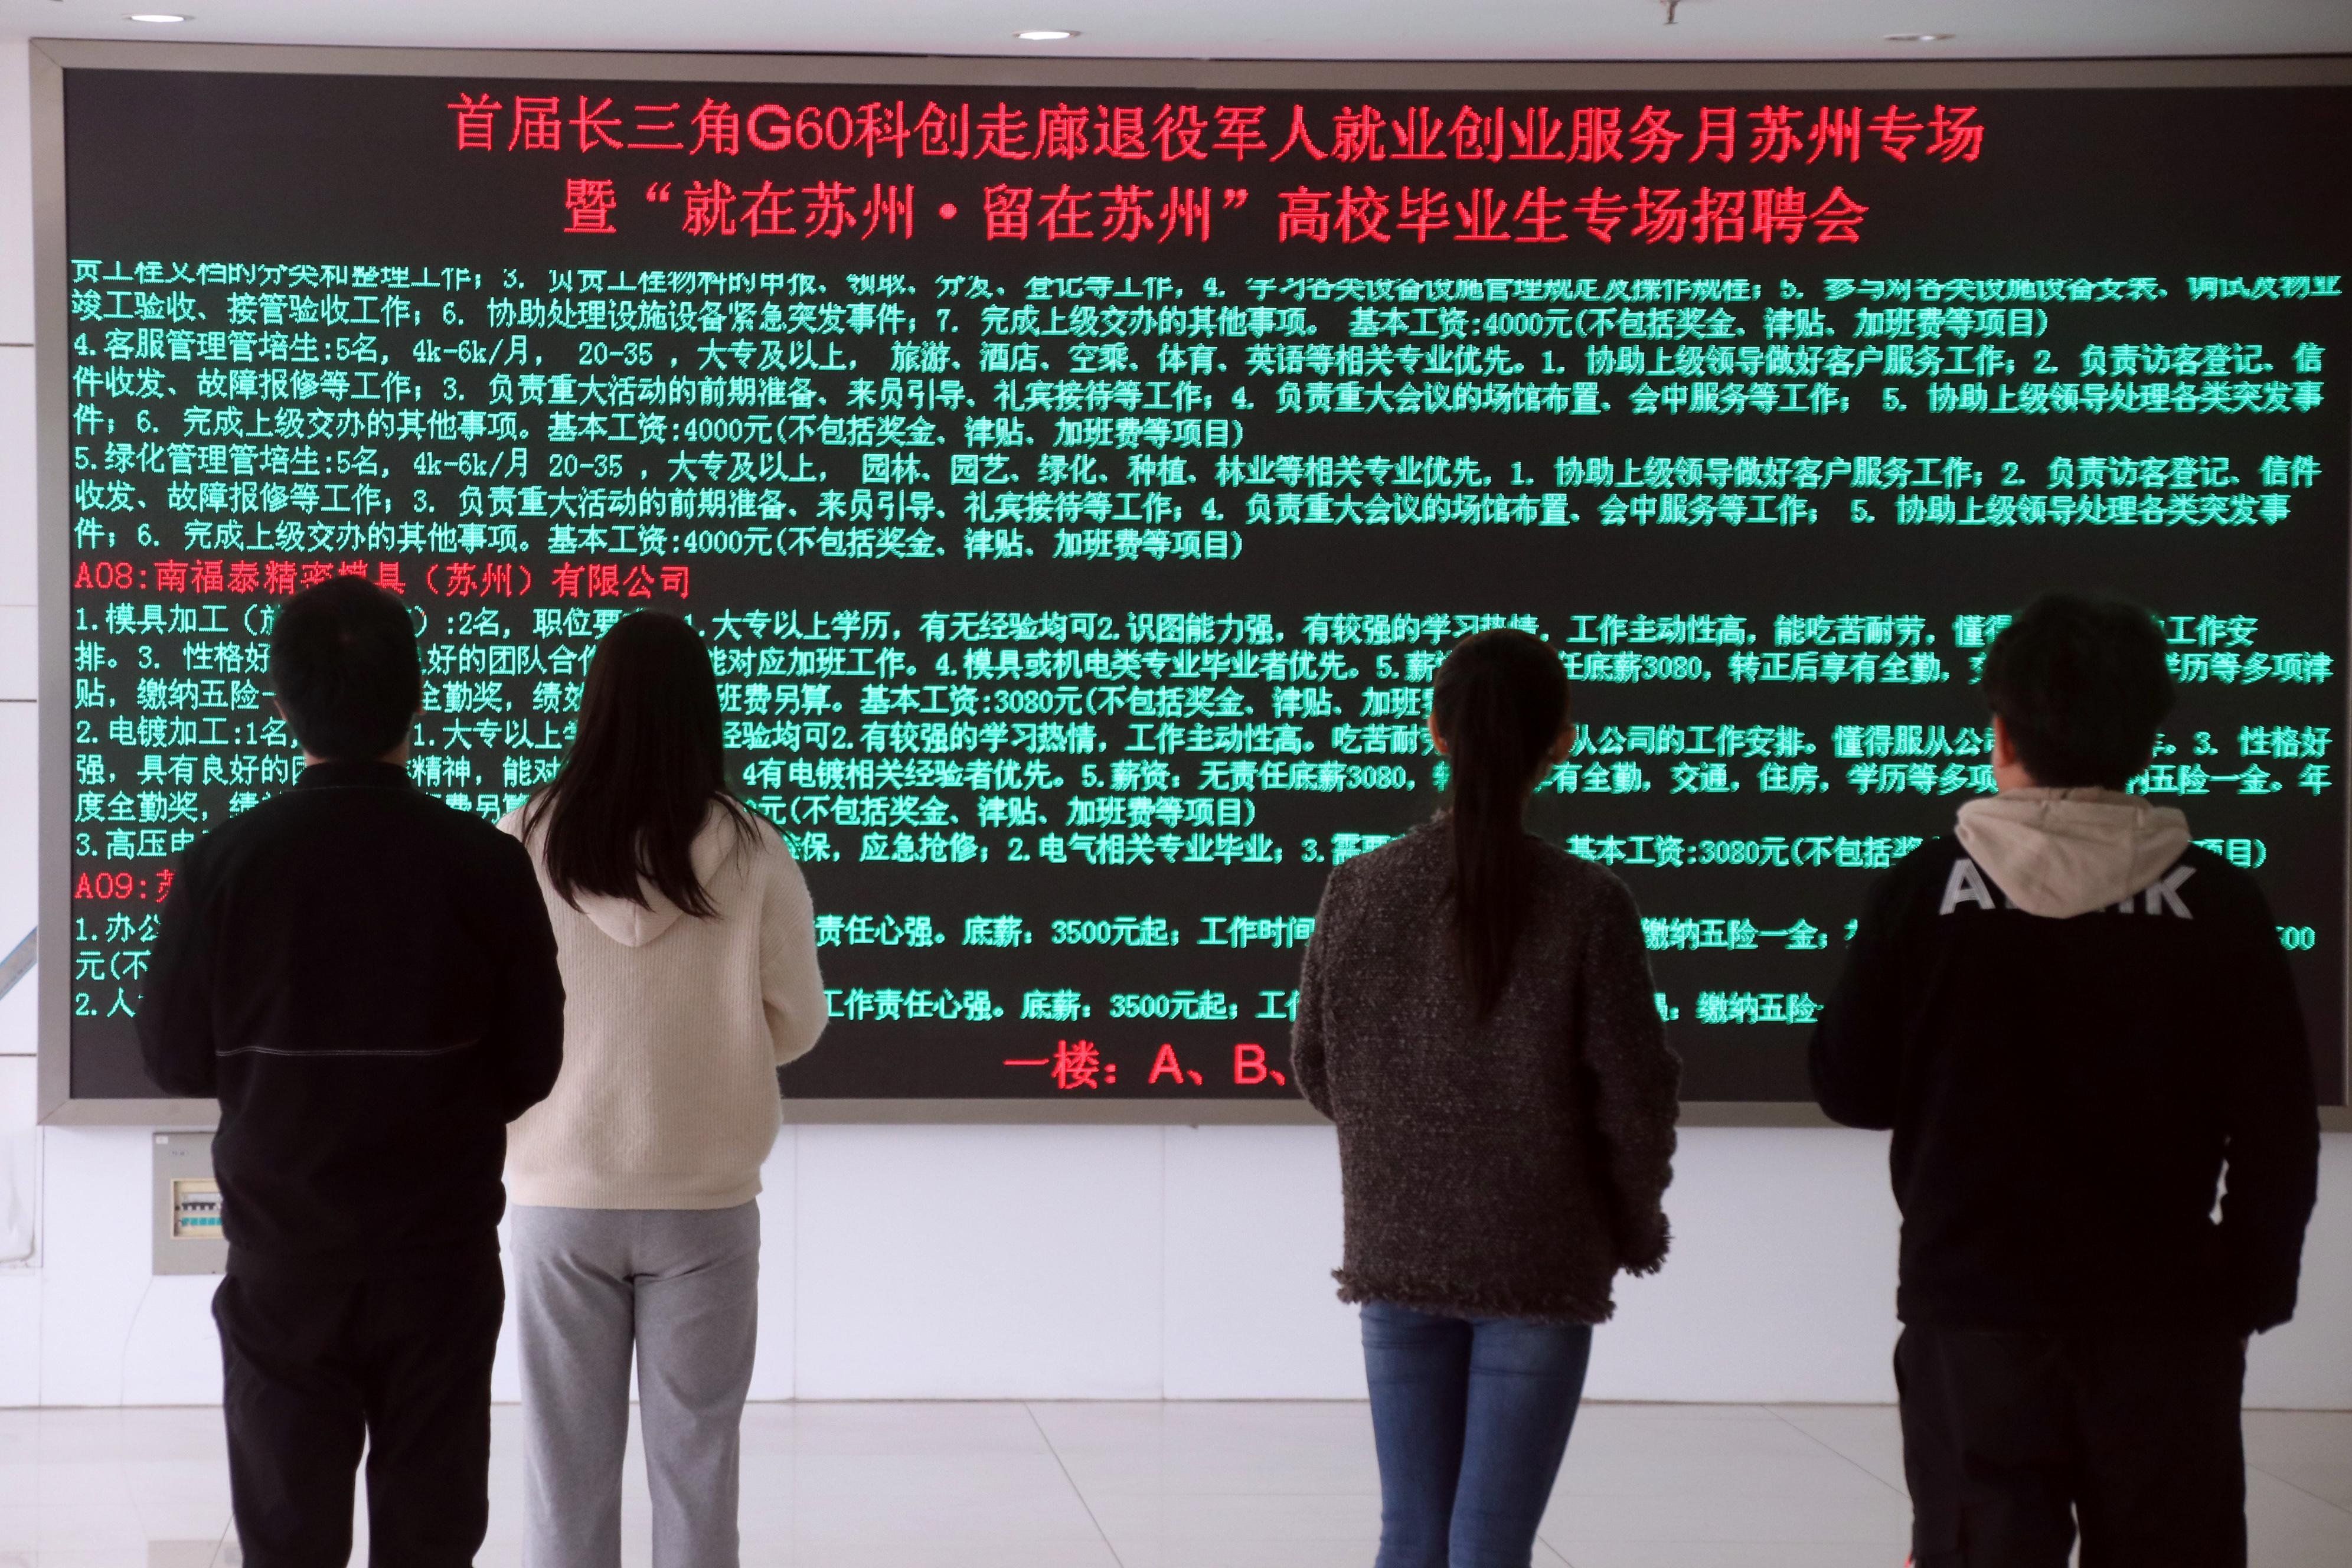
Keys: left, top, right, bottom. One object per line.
{"left": 0, "top": 1400, "right": 2345, "bottom": 1567}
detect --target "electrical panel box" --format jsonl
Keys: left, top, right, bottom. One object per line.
{"left": 152, "top": 1132, "right": 227, "bottom": 1276}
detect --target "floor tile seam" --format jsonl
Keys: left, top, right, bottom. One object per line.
{"left": 1023, "top": 1400, "right": 1130, "bottom": 1568}
{"left": 2247, "top": 1462, "right": 2352, "bottom": 1520}
{"left": 1543, "top": 1495, "right": 1910, "bottom": 1523}
{"left": 1532, "top": 1534, "right": 1577, "bottom": 1567}
{"left": 1759, "top": 1404, "right": 1909, "bottom": 1500}
{"left": 1541, "top": 1541, "right": 1920, "bottom": 1554}
{"left": 1025, "top": 1495, "right": 1373, "bottom": 1504}
{"left": 1546, "top": 1488, "right": 1908, "bottom": 1503}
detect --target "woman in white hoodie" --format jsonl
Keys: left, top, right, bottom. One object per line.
{"left": 499, "top": 610, "right": 825, "bottom": 1568}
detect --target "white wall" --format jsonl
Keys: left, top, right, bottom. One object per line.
{"left": 5, "top": 1114, "right": 2350, "bottom": 1409}
{"left": 1, "top": 31, "right": 44, "bottom": 1412}
{"left": 0, "top": 35, "right": 2346, "bottom": 1411}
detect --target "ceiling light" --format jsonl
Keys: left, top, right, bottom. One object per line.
{"left": 1016, "top": 30, "right": 1076, "bottom": 41}
{"left": 128, "top": 13, "right": 190, "bottom": 21}
{"left": 1883, "top": 32, "right": 1954, "bottom": 43}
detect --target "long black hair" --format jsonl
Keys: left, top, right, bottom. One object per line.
{"left": 1430, "top": 629, "right": 1572, "bottom": 1017}
{"left": 522, "top": 611, "right": 753, "bottom": 917}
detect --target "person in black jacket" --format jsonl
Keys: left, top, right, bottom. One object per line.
{"left": 139, "top": 577, "right": 564, "bottom": 1568}
{"left": 1812, "top": 592, "right": 2320, "bottom": 1568}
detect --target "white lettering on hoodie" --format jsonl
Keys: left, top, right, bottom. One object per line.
{"left": 1940, "top": 857, "right": 1998, "bottom": 914}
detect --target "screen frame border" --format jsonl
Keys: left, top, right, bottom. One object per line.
{"left": 30, "top": 37, "right": 2352, "bottom": 1129}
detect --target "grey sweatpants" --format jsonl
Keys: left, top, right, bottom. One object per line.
{"left": 510, "top": 1201, "right": 760, "bottom": 1568}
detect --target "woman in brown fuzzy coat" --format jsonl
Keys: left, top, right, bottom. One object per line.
{"left": 1292, "top": 627, "right": 1683, "bottom": 1568}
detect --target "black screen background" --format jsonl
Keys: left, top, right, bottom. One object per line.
{"left": 57, "top": 67, "right": 2352, "bottom": 1107}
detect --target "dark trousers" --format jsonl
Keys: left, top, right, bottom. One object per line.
{"left": 1361, "top": 1301, "right": 1594, "bottom": 1568}
{"left": 214, "top": 1254, "right": 505, "bottom": 1568}
{"left": 1896, "top": 1324, "right": 2248, "bottom": 1568}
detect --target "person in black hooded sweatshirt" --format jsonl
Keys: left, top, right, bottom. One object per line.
{"left": 1811, "top": 592, "right": 2319, "bottom": 1568}
{"left": 139, "top": 577, "right": 564, "bottom": 1568}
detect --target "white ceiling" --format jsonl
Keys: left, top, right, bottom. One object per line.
{"left": 2, "top": 0, "right": 2348, "bottom": 63}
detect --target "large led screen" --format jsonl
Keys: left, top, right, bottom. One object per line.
{"left": 44, "top": 55, "right": 2352, "bottom": 1113}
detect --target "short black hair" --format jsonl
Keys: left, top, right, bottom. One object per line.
{"left": 269, "top": 577, "right": 422, "bottom": 761}
{"left": 1980, "top": 593, "right": 2174, "bottom": 789}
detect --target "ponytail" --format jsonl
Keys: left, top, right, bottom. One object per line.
{"left": 1430, "top": 629, "right": 1571, "bottom": 1017}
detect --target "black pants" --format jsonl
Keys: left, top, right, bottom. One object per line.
{"left": 214, "top": 1255, "right": 505, "bottom": 1568}
{"left": 1896, "top": 1324, "right": 2247, "bottom": 1568}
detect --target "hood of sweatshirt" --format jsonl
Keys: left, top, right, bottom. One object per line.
{"left": 501, "top": 805, "right": 742, "bottom": 948}
{"left": 1952, "top": 788, "right": 2191, "bottom": 920}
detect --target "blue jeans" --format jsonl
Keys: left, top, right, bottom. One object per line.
{"left": 1361, "top": 1301, "right": 1593, "bottom": 1568}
